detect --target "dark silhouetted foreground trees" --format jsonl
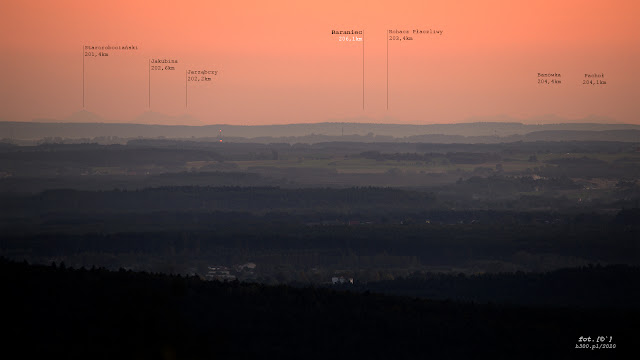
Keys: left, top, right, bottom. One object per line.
{"left": 2, "top": 258, "right": 637, "bottom": 359}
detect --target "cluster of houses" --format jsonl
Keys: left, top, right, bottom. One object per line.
{"left": 331, "top": 276, "right": 354, "bottom": 285}
{"left": 205, "top": 266, "right": 236, "bottom": 281}
{"left": 205, "top": 262, "right": 256, "bottom": 281}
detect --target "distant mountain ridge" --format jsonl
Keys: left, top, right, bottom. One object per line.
{"left": 34, "top": 110, "right": 105, "bottom": 123}
{"left": 1, "top": 112, "right": 639, "bottom": 143}
{"left": 34, "top": 110, "right": 203, "bottom": 126}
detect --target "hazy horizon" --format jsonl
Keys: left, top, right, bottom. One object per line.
{"left": 1, "top": 0, "right": 638, "bottom": 125}
{"left": 0, "top": 110, "right": 633, "bottom": 127}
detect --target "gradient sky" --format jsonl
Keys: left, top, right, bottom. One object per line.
{"left": 0, "top": 0, "right": 638, "bottom": 125}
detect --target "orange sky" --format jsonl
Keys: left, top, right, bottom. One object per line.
{"left": 0, "top": 0, "right": 638, "bottom": 125}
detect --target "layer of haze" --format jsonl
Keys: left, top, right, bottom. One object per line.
{"left": 0, "top": 0, "right": 638, "bottom": 125}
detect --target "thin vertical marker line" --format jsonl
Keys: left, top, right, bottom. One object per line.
{"left": 148, "top": 59, "right": 151, "bottom": 109}
{"left": 362, "top": 31, "right": 364, "bottom": 110}
{"left": 386, "top": 31, "right": 388, "bottom": 110}
{"left": 185, "top": 70, "right": 188, "bottom": 108}
{"left": 82, "top": 45, "right": 85, "bottom": 109}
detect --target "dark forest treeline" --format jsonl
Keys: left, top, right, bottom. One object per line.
{"left": 356, "top": 264, "right": 640, "bottom": 308}
{"left": 2, "top": 185, "right": 638, "bottom": 278}
{"left": 359, "top": 150, "right": 502, "bottom": 164}
{"left": 0, "top": 186, "right": 437, "bottom": 216}
{"left": 3, "top": 217, "right": 638, "bottom": 262}
{"left": 2, "top": 185, "right": 639, "bottom": 217}
{"left": 3, "top": 258, "right": 637, "bottom": 359}
{"left": 2, "top": 209, "right": 638, "bottom": 278}
{"left": 0, "top": 144, "right": 223, "bottom": 176}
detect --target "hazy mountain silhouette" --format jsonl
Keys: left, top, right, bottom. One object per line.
{"left": 134, "top": 111, "right": 202, "bottom": 126}
{"left": 33, "top": 110, "right": 106, "bottom": 123}
{"left": 66, "top": 110, "right": 105, "bottom": 123}
{"left": 2, "top": 121, "right": 640, "bottom": 143}
{"left": 30, "top": 110, "right": 204, "bottom": 126}
{"left": 464, "top": 114, "right": 618, "bottom": 125}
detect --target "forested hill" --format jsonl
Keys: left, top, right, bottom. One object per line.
{"left": 3, "top": 258, "right": 636, "bottom": 359}
{"left": 358, "top": 265, "right": 640, "bottom": 308}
